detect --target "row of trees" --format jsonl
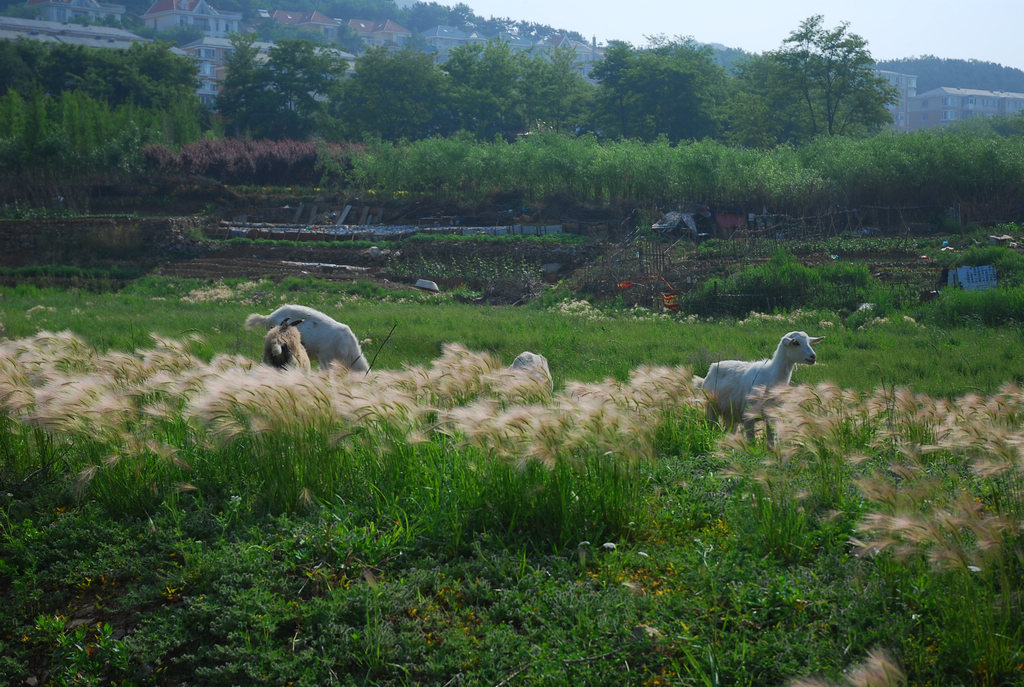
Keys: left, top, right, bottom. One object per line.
{"left": 0, "top": 40, "right": 200, "bottom": 113}
{"left": 217, "top": 16, "right": 897, "bottom": 145}
{"left": 1, "top": 16, "right": 898, "bottom": 149}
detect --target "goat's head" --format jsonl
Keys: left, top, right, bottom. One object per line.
{"left": 782, "top": 331, "right": 824, "bottom": 365}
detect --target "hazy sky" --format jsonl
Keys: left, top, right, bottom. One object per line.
{"left": 462, "top": 0, "right": 1024, "bottom": 70}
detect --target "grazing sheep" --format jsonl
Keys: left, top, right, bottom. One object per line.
{"left": 701, "top": 331, "right": 824, "bottom": 436}
{"left": 246, "top": 304, "right": 369, "bottom": 373}
{"left": 509, "top": 351, "right": 553, "bottom": 391}
{"left": 262, "top": 318, "right": 311, "bottom": 372}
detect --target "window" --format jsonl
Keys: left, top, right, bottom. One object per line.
{"left": 920, "top": 99, "right": 929, "bottom": 108}
{"left": 942, "top": 110, "right": 957, "bottom": 121}
{"left": 943, "top": 96, "right": 956, "bottom": 106}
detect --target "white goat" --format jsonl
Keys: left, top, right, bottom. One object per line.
{"left": 701, "top": 331, "right": 824, "bottom": 436}
{"left": 509, "top": 351, "right": 553, "bottom": 392}
{"left": 262, "top": 317, "right": 311, "bottom": 372}
{"left": 246, "top": 304, "right": 369, "bottom": 373}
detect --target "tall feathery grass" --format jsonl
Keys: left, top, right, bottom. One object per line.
{"left": 722, "top": 381, "right": 1024, "bottom": 682}
{"left": 3, "top": 326, "right": 1024, "bottom": 682}
{"left": 0, "top": 333, "right": 705, "bottom": 549}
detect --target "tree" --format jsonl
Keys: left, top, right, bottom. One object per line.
{"left": 589, "top": 39, "right": 725, "bottom": 142}
{"left": 218, "top": 35, "right": 347, "bottom": 139}
{"left": 724, "top": 55, "right": 809, "bottom": 146}
{"left": 518, "top": 45, "right": 593, "bottom": 133}
{"left": 736, "top": 15, "right": 895, "bottom": 144}
{"left": 264, "top": 40, "right": 343, "bottom": 138}
{"left": 0, "top": 41, "right": 45, "bottom": 97}
{"left": 444, "top": 40, "right": 525, "bottom": 139}
{"left": 217, "top": 34, "right": 280, "bottom": 138}
{"left": 331, "top": 47, "right": 450, "bottom": 141}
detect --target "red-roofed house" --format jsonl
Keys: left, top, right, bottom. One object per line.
{"left": 141, "top": 0, "right": 240, "bottom": 37}
{"left": 27, "top": 0, "right": 125, "bottom": 24}
{"left": 347, "top": 18, "right": 410, "bottom": 48}
{"left": 271, "top": 9, "right": 341, "bottom": 41}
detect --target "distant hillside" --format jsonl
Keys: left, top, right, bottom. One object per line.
{"left": 705, "top": 43, "right": 753, "bottom": 73}
{"left": 876, "top": 56, "right": 1024, "bottom": 94}
{"left": 0, "top": 0, "right": 586, "bottom": 42}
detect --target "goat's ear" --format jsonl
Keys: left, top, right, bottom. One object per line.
{"left": 810, "top": 336, "right": 825, "bottom": 344}
{"left": 787, "top": 336, "right": 800, "bottom": 345}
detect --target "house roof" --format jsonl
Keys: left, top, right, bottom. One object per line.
{"left": 28, "top": 0, "right": 97, "bottom": 6}
{"left": 142, "top": 0, "right": 239, "bottom": 18}
{"left": 347, "top": 18, "right": 409, "bottom": 35}
{"left": 375, "top": 19, "right": 409, "bottom": 34}
{"left": 0, "top": 15, "right": 146, "bottom": 48}
{"left": 494, "top": 32, "right": 533, "bottom": 48}
{"left": 26, "top": 0, "right": 126, "bottom": 16}
{"left": 916, "top": 86, "right": 1024, "bottom": 99}
{"left": 272, "top": 9, "right": 338, "bottom": 26}
{"left": 422, "top": 25, "right": 468, "bottom": 39}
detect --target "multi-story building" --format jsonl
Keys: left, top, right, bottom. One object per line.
{"left": 876, "top": 69, "right": 917, "bottom": 132}
{"left": 908, "top": 86, "right": 1024, "bottom": 131}
{"left": 0, "top": 14, "right": 145, "bottom": 48}
{"left": 26, "top": 0, "right": 126, "bottom": 25}
{"left": 140, "top": 0, "right": 241, "bottom": 38}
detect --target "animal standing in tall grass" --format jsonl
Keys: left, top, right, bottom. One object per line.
{"left": 700, "top": 330, "right": 824, "bottom": 436}
{"left": 262, "top": 318, "right": 311, "bottom": 372}
{"left": 246, "top": 304, "right": 369, "bottom": 373}
{"left": 509, "top": 351, "right": 553, "bottom": 392}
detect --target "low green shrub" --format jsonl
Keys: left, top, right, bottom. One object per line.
{"left": 927, "top": 285, "right": 1024, "bottom": 327}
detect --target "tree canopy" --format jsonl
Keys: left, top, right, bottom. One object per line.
{"left": 9, "top": 15, "right": 1015, "bottom": 149}
{"left": 725, "top": 16, "right": 896, "bottom": 146}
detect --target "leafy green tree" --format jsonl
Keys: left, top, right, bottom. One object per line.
{"left": 403, "top": 1, "right": 467, "bottom": 32}
{"left": 24, "top": 42, "right": 198, "bottom": 112}
{"left": 731, "top": 16, "right": 895, "bottom": 145}
{"left": 216, "top": 34, "right": 279, "bottom": 138}
{"left": 0, "top": 41, "right": 45, "bottom": 97}
{"left": 218, "top": 35, "right": 346, "bottom": 139}
{"left": 331, "top": 47, "right": 450, "bottom": 141}
{"left": 586, "top": 42, "right": 634, "bottom": 138}
{"left": 263, "top": 39, "right": 345, "bottom": 138}
{"left": 724, "top": 55, "right": 808, "bottom": 146}
{"left": 778, "top": 16, "right": 895, "bottom": 136}
{"left": 589, "top": 39, "right": 725, "bottom": 142}
{"left": 444, "top": 40, "right": 525, "bottom": 138}
{"left": 518, "top": 44, "right": 593, "bottom": 133}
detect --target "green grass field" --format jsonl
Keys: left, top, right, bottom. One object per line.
{"left": 2, "top": 277, "right": 1023, "bottom": 686}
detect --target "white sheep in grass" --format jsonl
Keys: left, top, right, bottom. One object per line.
{"left": 509, "top": 351, "right": 553, "bottom": 392}
{"left": 700, "top": 331, "right": 824, "bottom": 436}
{"left": 246, "top": 304, "right": 370, "bottom": 373}
{"left": 262, "top": 317, "right": 311, "bottom": 372}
